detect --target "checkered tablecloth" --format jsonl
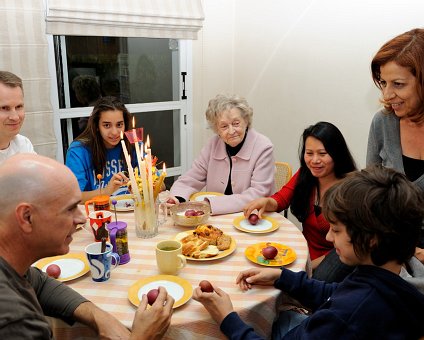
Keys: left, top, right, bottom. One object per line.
{"left": 51, "top": 208, "right": 309, "bottom": 340}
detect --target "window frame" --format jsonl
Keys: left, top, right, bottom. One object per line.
{"left": 46, "top": 35, "right": 193, "bottom": 179}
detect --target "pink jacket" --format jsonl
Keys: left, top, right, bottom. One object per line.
{"left": 170, "top": 129, "right": 275, "bottom": 215}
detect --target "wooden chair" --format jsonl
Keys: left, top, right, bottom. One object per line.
{"left": 274, "top": 161, "right": 293, "bottom": 217}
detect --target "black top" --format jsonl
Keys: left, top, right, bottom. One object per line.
{"left": 402, "top": 154, "right": 424, "bottom": 182}
{"left": 224, "top": 129, "right": 248, "bottom": 195}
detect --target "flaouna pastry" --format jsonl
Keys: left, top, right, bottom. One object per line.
{"left": 178, "top": 225, "right": 231, "bottom": 259}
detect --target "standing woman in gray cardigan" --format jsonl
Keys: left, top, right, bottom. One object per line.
{"left": 367, "top": 28, "right": 424, "bottom": 264}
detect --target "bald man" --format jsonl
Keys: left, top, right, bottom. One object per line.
{"left": 0, "top": 71, "right": 35, "bottom": 165}
{"left": 0, "top": 154, "right": 173, "bottom": 339}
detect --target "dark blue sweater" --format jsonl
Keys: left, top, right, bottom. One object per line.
{"left": 220, "top": 266, "right": 424, "bottom": 339}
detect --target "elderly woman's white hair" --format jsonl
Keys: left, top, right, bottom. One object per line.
{"left": 205, "top": 94, "right": 253, "bottom": 133}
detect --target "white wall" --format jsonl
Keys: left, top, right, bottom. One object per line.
{"left": 192, "top": 0, "right": 424, "bottom": 171}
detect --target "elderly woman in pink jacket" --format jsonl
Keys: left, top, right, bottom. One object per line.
{"left": 169, "top": 94, "right": 275, "bottom": 215}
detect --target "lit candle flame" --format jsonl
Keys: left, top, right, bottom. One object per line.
{"left": 146, "top": 135, "right": 150, "bottom": 149}
{"left": 120, "top": 131, "right": 124, "bottom": 140}
{"left": 163, "top": 163, "right": 166, "bottom": 174}
{"left": 132, "top": 117, "right": 138, "bottom": 142}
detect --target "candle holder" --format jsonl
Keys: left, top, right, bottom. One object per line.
{"left": 121, "top": 128, "right": 166, "bottom": 238}
{"left": 134, "top": 197, "right": 158, "bottom": 238}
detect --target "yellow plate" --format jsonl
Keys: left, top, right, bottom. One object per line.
{"left": 110, "top": 194, "right": 135, "bottom": 212}
{"left": 189, "top": 191, "right": 224, "bottom": 202}
{"left": 233, "top": 215, "right": 279, "bottom": 233}
{"left": 34, "top": 253, "right": 90, "bottom": 282}
{"left": 245, "top": 242, "right": 296, "bottom": 267}
{"left": 174, "top": 230, "right": 236, "bottom": 261}
{"left": 128, "top": 275, "right": 193, "bottom": 308}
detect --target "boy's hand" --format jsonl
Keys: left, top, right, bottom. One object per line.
{"left": 236, "top": 268, "right": 281, "bottom": 291}
{"left": 192, "top": 283, "right": 234, "bottom": 325}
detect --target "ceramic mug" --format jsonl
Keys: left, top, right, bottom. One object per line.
{"left": 156, "top": 240, "right": 186, "bottom": 275}
{"left": 85, "top": 195, "right": 110, "bottom": 215}
{"left": 85, "top": 242, "right": 120, "bottom": 282}
{"left": 87, "top": 210, "right": 112, "bottom": 242}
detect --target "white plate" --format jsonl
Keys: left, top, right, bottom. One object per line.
{"left": 42, "top": 259, "right": 84, "bottom": 278}
{"left": 35, "top": 253, "right": 90, "bottom": 282}
{"left": 189, "top": 191, "right": 224, "bottom": 202}
{"left": 110, "top": 194, "right": 135, "bottom": 212}
{"left": 128, "top": 275, "right": 193, "bottom": 308}
{"left": 138, "top": 280, "right": 184, "bottom": 302}
{"left": 233, "top": 215, "right": 279, "bottom": 234}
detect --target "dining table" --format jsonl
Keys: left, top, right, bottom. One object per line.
{"left": 47, "top": 206, "right": 309, "bottom": 340}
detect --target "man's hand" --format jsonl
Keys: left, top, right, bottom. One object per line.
{"left": 131, "top": 286, "right": 174, "bottom": 340}
{"left": 192, "top": 283, "right": 234, "bottom": 325}
{"left": 236, "top": 268, "right": 281, "bottom": 291}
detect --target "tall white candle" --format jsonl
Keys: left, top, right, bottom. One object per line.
{"left": 132, "top": 117, "right": 143, "bottom": 174}
{"left": 140, "top": 159, "right": 149, "bottom": 204}
{"left": 120, "top": 131, "right": 130, "bottom": 164}
{"left": 120, "top": 132, "right": 142, "bottom": 204}
{"left": 145, "top": 139, "right": 155, "bottom": 212}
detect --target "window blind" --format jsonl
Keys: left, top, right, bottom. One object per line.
{"left": 45, "top": 0, "right": 204, "bottom": 39}
{"left": 0, "top": 0, "right": 56, "bottom": 158}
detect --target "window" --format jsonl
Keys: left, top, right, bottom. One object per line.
{"left": 48, "top": 35, "right": 193, "bottom": 184}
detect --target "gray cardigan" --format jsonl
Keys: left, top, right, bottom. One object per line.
{"left": 402, "top": 257, "right": 424, "bottom": 295}
{"left": 366, "top": 109, "right": 424, "bottom": 190}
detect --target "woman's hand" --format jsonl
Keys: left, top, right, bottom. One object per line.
{"left": 236, "top": 268, "right": 281, "bottom": 291}
{"left": 243, "top": 197, "right": 278, "bottom": 218}
{"left": 192, "top": 283, "right": 234, "bottom": 325}
{"left": 106, "top": 172, "right": 129, "bottom": 195}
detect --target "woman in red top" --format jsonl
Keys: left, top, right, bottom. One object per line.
{"left": 244, "top": 121, "right": 357, "bottom": 281}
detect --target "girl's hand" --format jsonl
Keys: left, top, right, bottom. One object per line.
{"left": 107, "top": 172, "right": 129, "bottom": 195}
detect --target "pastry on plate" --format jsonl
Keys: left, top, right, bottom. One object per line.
{"left": 178, "top": 225, "right": 231, "bottom": 258}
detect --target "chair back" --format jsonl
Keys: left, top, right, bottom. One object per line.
{"left": 274, "top": 162, "right": 292, "bottom": 218}
{"left": 274, "top": 161, "right": 292, "bottom": 191}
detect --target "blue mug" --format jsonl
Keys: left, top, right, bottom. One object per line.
{"left": 85, "top": 242, "right": 120, "bottom": 282}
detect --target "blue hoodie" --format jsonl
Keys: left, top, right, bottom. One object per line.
{"left": 221, "top": 266, "right": 424, "bottom": 339}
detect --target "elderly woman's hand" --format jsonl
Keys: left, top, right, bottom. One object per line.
{"left": 165, "top": 196, "right": 179, "bottom": 211}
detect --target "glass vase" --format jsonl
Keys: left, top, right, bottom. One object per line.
{"left": 134, "top": 198, "right": 158, "bottom": 238}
